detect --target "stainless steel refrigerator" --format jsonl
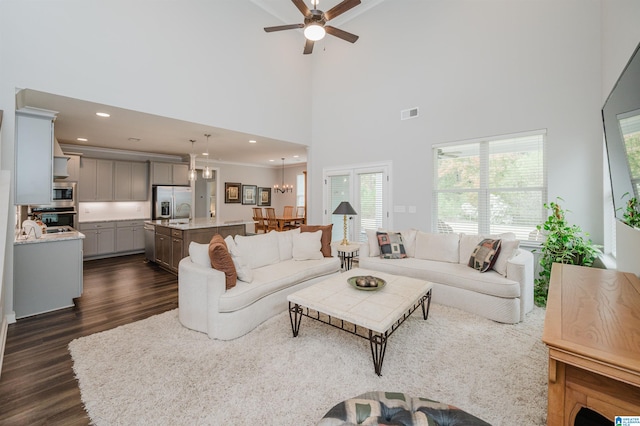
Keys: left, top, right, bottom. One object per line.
{"left": 153, "top": 186, "right": 193, "bottom": 220}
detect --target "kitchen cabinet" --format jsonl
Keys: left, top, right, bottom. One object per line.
{"left": 151, "top": 162, "right": 189, "bottom": 186}
{"left": 115, "top": 220, "right": 145, "bottom": 252}
{"left": 154, "top": 225, "right": 171, "bottom": 269}
{"left": 14, "top": 107, "right": 56, "bottom": 205}
{"left": 114, "top": 161, "right": 148, "bottom": 201}
{"left": 79, "top": 158, "right": 114, "bottom": 201}
{"left": 151, "top": 222, "right": 246, "bottom": 273}
{"left": 170, "top": 229, "right": 183, "bottom": 271}
{"left": 14, "top": 237, "right": 83, "bottom": 319}
{"left": 80, "top": 222, "right": 115, "bottom": 257}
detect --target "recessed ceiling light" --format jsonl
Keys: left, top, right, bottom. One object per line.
{"left": 77, "top": 137, "right": 88, "bottom": 142}
{"left": 96, "top": 112, "right": 110, "bottom": 117}
{"left": 202, "top": 152, "right": 209, "bottom": 156}
{"left": 269, "top": 159, "right": 275, "bottom": 162}
{"left": 249, "top": 140, "right": 257, "bottom": 144}
{"left": 293, "top": 155, "right": 299, "bottom": 158}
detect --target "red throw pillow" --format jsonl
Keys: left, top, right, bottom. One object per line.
{"left": 208, "top": 234, "right": 237, "bottom": 290}
{"left": 300, "top": 224, "right": 333, "bottom": 257}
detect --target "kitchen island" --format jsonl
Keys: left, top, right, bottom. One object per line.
{"left": 14, "top": 229, "right": 85, "bottom": 319}
{"left": 146, "top": 218, "right": 253, "bottom": 273}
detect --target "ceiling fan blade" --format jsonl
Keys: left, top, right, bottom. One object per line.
{"left": 264, "top": 23, "right": 304, "bottom": 33}
{"left": 324, "top": 0, "right": 361, "bottom": 21}
{"left": 303, "top": 39, "right": 314, "bottom": 55}
{"left": 292, "top": 0, "right": 311, "bottom": 17}
{"left": 325, "top": 25, "right": 359, "bottom": 43}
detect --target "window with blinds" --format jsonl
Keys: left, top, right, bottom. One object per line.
{"left": 432, "top": 130, "right": 547, "bottom": 242}
{"left": 618, "top": 110, "right": 640, "bottom": 198}
{"left": 358, "top": 172, "right": 384, "bottom": 242}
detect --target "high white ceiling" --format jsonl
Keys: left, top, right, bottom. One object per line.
{"left": 15, "top": 0, "right": 386, "bottom": 168}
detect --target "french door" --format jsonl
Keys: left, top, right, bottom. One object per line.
{"left": 323, "top": 162, "right": 391, "bottom": 243}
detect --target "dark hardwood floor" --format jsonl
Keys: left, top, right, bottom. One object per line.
{"left": 0, "top": 254, "right": 178, "bottom": 425}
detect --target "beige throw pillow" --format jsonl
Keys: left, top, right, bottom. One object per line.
{"left": 414, "top": 232, "right": 460, "bottom": 263}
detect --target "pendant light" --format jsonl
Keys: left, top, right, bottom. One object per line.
{"left": 202, "top": 133, "right": 213, "bottom": 180}
{"left": 274, "top": 157, "right": 293, "bottom": 193}
{"left": 188, "top": 139, "right": 197, "bottom": 182}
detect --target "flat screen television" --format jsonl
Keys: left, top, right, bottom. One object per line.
{"left": 602, "top": 41, "right": 640, "bottom": 219}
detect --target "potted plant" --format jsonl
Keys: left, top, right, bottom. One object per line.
{"left": 620, "top": 192, "right": 640, "bottom": 229}
{"left": 534, "top": 198, "right": 602, "bottom": 307}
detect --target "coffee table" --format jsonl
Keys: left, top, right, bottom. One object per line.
{"left": 287, "top": 268, "right": 433, "bottom": 376}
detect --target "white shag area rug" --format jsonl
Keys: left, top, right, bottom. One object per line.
{"left": 69, "top": 304, "right": 548, "bottom": 425}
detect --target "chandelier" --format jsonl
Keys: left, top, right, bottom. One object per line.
{"left": 274, "top": 157, "right": 293, "bottom": 193}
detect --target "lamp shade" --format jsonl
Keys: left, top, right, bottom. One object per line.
{"left": 333, "top": 201, "right": 357, "bottom": 215}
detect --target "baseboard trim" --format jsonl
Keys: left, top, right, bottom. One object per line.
{"left": 0, "top": 315, "right": 8, "bottom": 380}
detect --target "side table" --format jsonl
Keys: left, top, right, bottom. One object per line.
{"left": 331, "top": 242, "right": 360, "bottom": 271}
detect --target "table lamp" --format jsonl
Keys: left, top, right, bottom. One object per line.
{"left": 332, "top": 201, "right": 358, "bottom": 245}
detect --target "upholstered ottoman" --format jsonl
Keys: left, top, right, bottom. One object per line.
{"left": 318, "top": 391, "right": 490, "bottom": 426}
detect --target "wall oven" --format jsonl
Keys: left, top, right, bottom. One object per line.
{"left": 29, "top": 182, "right": 78, "bottom": 228}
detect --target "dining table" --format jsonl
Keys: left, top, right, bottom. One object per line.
{"left": 274, "top": 216, "right": 305, "bottom": 231}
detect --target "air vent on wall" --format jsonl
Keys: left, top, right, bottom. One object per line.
{"left": 400, "top": 107, "right": 419, "bottom": 120}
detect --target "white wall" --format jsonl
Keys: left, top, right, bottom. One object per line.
{"left": 308, "top": 0, "right": 605, "bottom": 245}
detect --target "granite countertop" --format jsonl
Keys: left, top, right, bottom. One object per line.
{"left": 146, "top": 218, "right": 255, "bottom": 230}
{"left": 14, "top": 229, "right": 86, "bottom": 245}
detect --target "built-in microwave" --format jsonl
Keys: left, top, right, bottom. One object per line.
{"left": 51, "top": 182, "right": 76, "bottom": 207}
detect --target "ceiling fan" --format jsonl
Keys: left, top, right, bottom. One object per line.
{"left": 264, "top": 0, "right": 361, "bottom": 54}
{"left": 437, "top": 149, "right": 461, "bottom": 159}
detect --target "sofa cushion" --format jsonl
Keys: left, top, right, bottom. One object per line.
{"left": 224, "top": 235, "right": 253, "bottom": 283}
{"left": 218, "top": 257, "right": 341, "bottom": 313}
{"left": 189, "top": 241, "right": 211, "bottom": 268}
{"left": 493, "top": 239, "right": 520, "bottom": 276}
{"left": 366, "top": 229, "right": 382, "bottom": 257}
{"left": 234, "top": 232, "right": 280, "bottom": 269}
{"left": 300, "top": 224, "right": 333, "bottom": 257}
{"left": 208, "top": 235, "right": 237, "bottom": 290}
{"left": 459, "top": 232, "right": 516, "bottom": 264}
{"left": 377, "top": 231, "right": 407, "bottom": 259}
{"left": 415, "top": 232, "right": 460, "bottom": 263}
{"left": 292, "top": 230, "right": 324, "bottom": 260}
{"left": 275, "top": 228, "right": 300, "bottom": 261}
{"left": 401, "top": 228, "right": 418, "bottom": 258}
{"left": 468, "top": 238, "right": 502, "bottom": 272}
{"left": 359, "top": 255, "right": 520, "bottom": 299}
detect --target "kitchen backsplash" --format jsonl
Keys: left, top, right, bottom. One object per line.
{"left": 79, "top": 201, "right": 150, "bottom": 222}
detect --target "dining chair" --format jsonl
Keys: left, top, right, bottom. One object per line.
{"left": 252, "top": 207, "right": 266, "bottom": 233}
{"left": 296, "top": 206, "right": 306, "bottom": 225}
{"left": 264, "top": 207, "right": 279, "bottom": 231}
{"left": 282, "top": 205, "right": 296, "bottom": 230}
{"left": 283, "top": 205, "right": 294, "bottom": 218}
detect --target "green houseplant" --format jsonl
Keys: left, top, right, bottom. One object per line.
{"left": 534, "top": 198, "right": 602, "bottom": 307}
{"left": 621, "top": 192, "right": 640, "bottom": 229}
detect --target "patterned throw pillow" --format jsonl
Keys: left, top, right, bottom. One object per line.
{"left": 377, "top": 232, "right": 407, "bottom": 259}
{"left": 468, "top": 238, "right": 502, "bottom": 272}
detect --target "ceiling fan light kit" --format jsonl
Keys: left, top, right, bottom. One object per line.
{"left": 264, "top": 0, "right": 361, "bottom": 54}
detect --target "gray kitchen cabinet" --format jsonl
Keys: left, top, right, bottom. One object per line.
{"left": 14, "top": 237, "right": 83, "bottom": 319}
{"left": 115, "top": 220, "right": 145, "bottom": 252}
{"left": 154, "top": 226, "right": 171, "bottom": 269}
{"left": 114, "top": 161, "right": 148, "bottom": 201}
{"left": 80, "top": 222, "right": 115, "bottom": 257}
{"left": 14, "top": 107, "right": 56, "bottom": 205}
{"left": 151, "top": 162, "right": 189, "bottom": 186}
{"left": 79, "top": 158, "right": 114, "bottom": 201}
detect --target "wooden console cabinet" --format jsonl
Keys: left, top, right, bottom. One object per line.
{"left": 542, "top": 264, "right": 640, "bottom": 425}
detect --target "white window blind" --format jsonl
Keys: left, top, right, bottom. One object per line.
{"left": 358, "top": 172, "right": 384, "bottom": 242}
{"left": 432, "top": 131, "right": 547, "bottom": 242}
{"left": 296, "top": 174, "right": 305, "bottom": 207}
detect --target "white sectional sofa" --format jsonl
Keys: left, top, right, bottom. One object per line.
{"left": 358, "top": 230, "right": 534, "bottom": 323}
{"left": 178, "top": 228, "right": 340, "bottom": 340}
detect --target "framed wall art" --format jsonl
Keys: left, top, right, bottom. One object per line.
{"left": 257, "top": 187, "right": 272, "bottom": 206}
{"left": 242, "top": 184, "right": 257, "bottom": 205}
{"left": 225, "top": 182, "right": 242, "bottom": 203}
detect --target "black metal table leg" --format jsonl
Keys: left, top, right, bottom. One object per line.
{"left": 289, "top": 302, "right": 302, "bottom": 337}
{"left": 369, "top": 330, "right": 388, "bottom": 376}
{"left": 421, "top": 289, "right": 432, "bottom": 320}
